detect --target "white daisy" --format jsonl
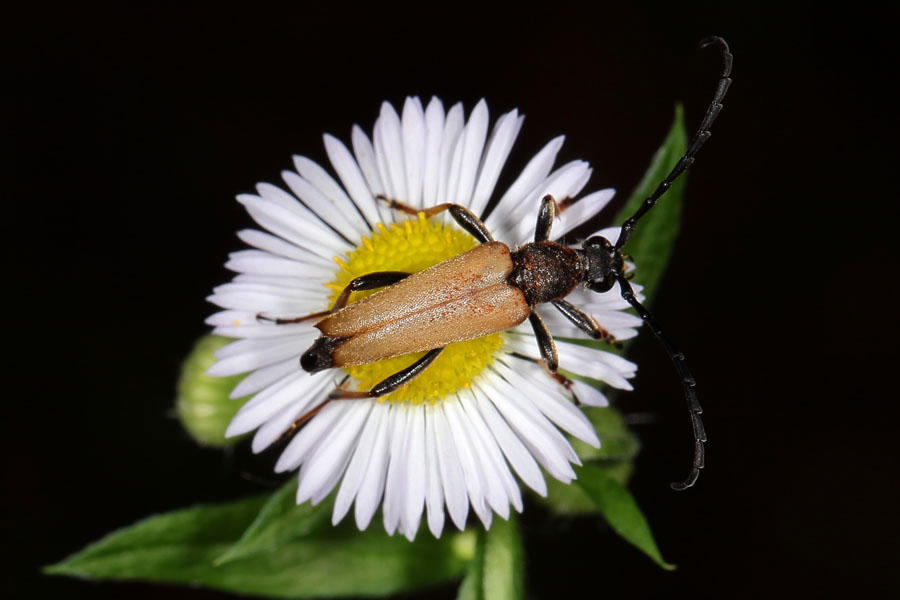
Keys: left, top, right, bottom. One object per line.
{"left": 206, "top": 97, "right": 645, "bottom": 541}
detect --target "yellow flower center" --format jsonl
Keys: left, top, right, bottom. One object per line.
{"left": 326, "top": 213, "right": 504, "bottom": 404}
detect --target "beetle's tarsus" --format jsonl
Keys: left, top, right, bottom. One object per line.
{"left": 329, "top": 390, "right": 371, "bottom": 400}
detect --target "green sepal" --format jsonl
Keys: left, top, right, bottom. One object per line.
{"left": 175, "top": 335, "right": 246, "bottom": 447}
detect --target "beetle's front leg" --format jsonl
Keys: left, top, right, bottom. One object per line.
{"left": 376, "top": 195, "right": 494, "bottom": 244}
{"left": 551, "top": 299, "right": 618, "bottom": 344}
{"left": 258, "top": 271, "right": 410, "bottom": 324}
{"left": 329, "top": 348, "right": 444, "bottom": 399}
{"left": 534, "top": 194, "right": 559, "bottom": 242}
{"left": 528, "top": 310, "right": 559, "bottom": 373}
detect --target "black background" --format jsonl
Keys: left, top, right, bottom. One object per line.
{"left": 5, "top": 4, "right": 898, "bottom": 599}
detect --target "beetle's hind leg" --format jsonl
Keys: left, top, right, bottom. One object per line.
{"left": 528, "top": 310, "right": 559, "bottom": 373}
{"left": 376, "top": 195, "right": 494, "bottom": 243}
{"left": 329, "top": 348, "right": 444, "bottom": 399}
{"left": 551, "top": 299, "right": 618, "bottom": 344}
{"left": 257, "top": 271, "right": 410, "bottom": 324}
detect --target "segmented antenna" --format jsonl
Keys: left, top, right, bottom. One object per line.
{"left": 617, "top": 36, "right": 732, "bottom": 489}
{"left": 615, "top": 36, "right": 733, "bottom": 251}
{"left": 617, "top": 274, "right": 706, "bottom": 490}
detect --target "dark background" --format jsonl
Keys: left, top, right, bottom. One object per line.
{"left": 5, "top": 4, "right": 898, "bottom": 599}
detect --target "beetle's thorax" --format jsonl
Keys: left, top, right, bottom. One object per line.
{"left": 508, "top": 241, "right": 583, "bottom": 306}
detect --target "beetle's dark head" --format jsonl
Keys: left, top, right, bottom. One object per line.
{"left": 579, "top": 236, "right": 625, "bottom": 293}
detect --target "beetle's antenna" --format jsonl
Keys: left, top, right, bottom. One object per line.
{"left": 617, "top": 274, "right": 706, "bottom": 490}
{"left": 615, "top": 36, "right": 732, "bottom": 251}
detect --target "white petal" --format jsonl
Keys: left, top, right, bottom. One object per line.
{"left": 237, "top": 229, "right": 334, "bottom": 266}
{"left": 291, "top": 155, "right": 371, "bottom": 236}
{"left": 323, "top": 133, "right": 378, "bottom": 230}
{"left": 282, "top": 169, "right": 363, "bottom": 242}
{"left": 374, "top": 101, "right": 407, "bottom": 203}
{"left": 210, "top": 320, "right": 317, "bottom": 341}
{"left": 553, "top": 188, "right": 616, "bottom": 239}
{"left": 501, "top": 360, "right": 600, "bottom": 448}
{"left": 436, "top": 103, "right": 464, "bottom": 206}
{"left": 275, "top": 400, "right": 353, "bottom": 473}
{"left": 208, "top": 281, "right": 325, "bottom": 315}
{"left": 354, "top": 403, "right": 393, "bottom": 529}
{"left": 230, "top": 358, "right": 298, "bottom": 399}
{"left": 383, "top": 404, "right": 411, "bottom": 535}
{"left": 485, "top": 135, "right": 564, "bottom": 230}
{"left": 401, "top": 97, "right": 426, "bottom": 209}
{"left": 224, "top": 249, "right": 335, "bottom": 282}
{"left": 238, "top": 193, "right": 351, "bottom": 259}
{"left": 505, "top": 333, "right": 635, "bottom": 391}
{"left": 297, "top": 401, "right": 372, "bottom": 504}
{"left": 402, "top": 405, "right": 427, "bottom": 540}
{"left": 432, "top": 403, "right": 469, "bottom": 530}
{"left": 459, "top": 389, "right": 520, "bottom": 514}
{"left": 497, "top": 160, "right": 593, "bottom": 243}
{"left": 471, "top": 385, "right": 547, "bottom": 496}
{"left": 227, "top": 370, "right": 330, "bottom": 440}
{"left": 571, "top": 379, "right": 609, "bottom": 407}
{"left": 424, "top": 405, "right": 446, "bottom": 537}
{"left": 443, "top": 399, "right": 492, "bottom": 527}
{"left": 231, "top": 271, "right": 331, "bottom": 293}
{"left": 469, "top": 109, "right": 523, "bottom": 218}
{"left": 400, "top": 406, "right": 426, "bottom": 541}
{"left": 479, "top": 370, "right": 577, "bottom": 482}
{"left": 333, "top": 403, "right": 387, "bottom": 525}
{"left": 351, "top": 124, "right": 392, "bottom": 223}
{"left": 250, "top": 398, "right": 307, "bottom": 451}
{"left": 422, "top": 97, "right": 445, "bottom": 206}
{"left": 452, "top": 99, "right": 488, "bottom": 208}
{"left": 208, "top": 336, "right": 308, "bottom": 377}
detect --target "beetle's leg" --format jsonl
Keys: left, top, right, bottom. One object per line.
{"left": 534, "top": 195, "right": 559, "bottom": 242}
{"left": 528, "top": 310, "right": 559, "bottom": 373}
{"left": 329, "top": 348, "right": 445, "bottom": 399}
{"left": 256, "top": 311, "right": 330, "bottom": 325}
{"left": 258, "top": 271, "right": 410, "bottom": 324}
{"left": 531, "top": 356, "right": 583, "bottom": 403}
{"left": 551, "top": 299, "right": 617, "bottom": 344}
{"left": 329, "top": 271, "right": 410, "bottom": 312}
{"left": 616, "top": 274, "right": 706, "bottom": 491}
{"left": 376, "top": 195, "right": 494, "bottom": 243}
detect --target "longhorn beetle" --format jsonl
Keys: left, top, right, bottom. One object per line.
{"left": 261, "top": 37, "right": 732, "bottom": 490}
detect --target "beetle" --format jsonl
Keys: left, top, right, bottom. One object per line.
{"left": 261, "top": 37, "right": 732, "bottom": 490}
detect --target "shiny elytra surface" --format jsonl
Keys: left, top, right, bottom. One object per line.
{"left": 317, "top": 242, "right": 530, "bottom": 367}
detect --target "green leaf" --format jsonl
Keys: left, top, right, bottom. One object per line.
{"left": 611, "top": 104, "right": 688, "bottom": 305}
{"left": 574, "top": 463, "right": 675, "bottom": 570}
{"left": 46, "top": 494, "right": 472, "bottom": 598}
{"left": 175, "top": 335, "right": 247, "bottom": 447}
{"left": 457, "top": 515, "right": 523, "bottom": 600}
{"left": 215, "top": 479, "right": 332, "bottom": 564}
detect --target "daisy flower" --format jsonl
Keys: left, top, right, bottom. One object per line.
{"left": 206, "top": 97, "right": 644, "bottom": 541}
